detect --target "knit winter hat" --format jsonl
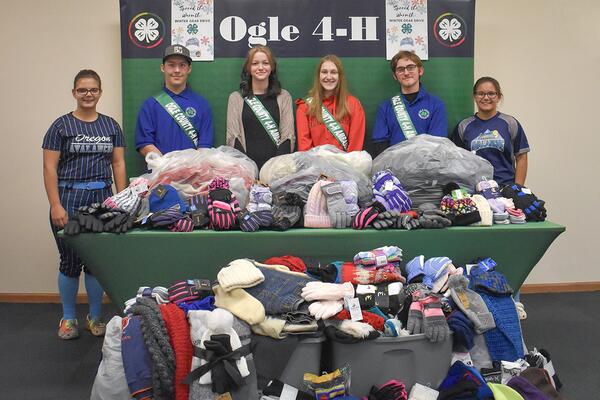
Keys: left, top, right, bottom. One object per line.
{"left": 263, "top": 255, "right": 307, "bottom": 273}
{"left": 159, "top": 303, "right": 192, "bottom": 400}
{"left": 487, "top": 383, "right": 525, "bottom": 400}
{"left": 304, "top": 180, "right": 332, "bottom": 228}
{"left": 217, "top": 259, "right": 265, "bottom": 291}
{"left": 471, "top": 194, "right": 493, "bottom": 226}
{"left": 507, "top": 376, "right": 549, "bottom": 400}
{"left": 149, "top": 184, "right": 187, "bottom": 213}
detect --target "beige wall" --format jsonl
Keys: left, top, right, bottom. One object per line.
{"left": 0, "top": 1, "right": 598, "bottom": 294}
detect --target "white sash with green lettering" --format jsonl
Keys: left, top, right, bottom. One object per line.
{"left": 244, "top": 95, "right": 280, "bottom": 146}
{"left": 391, "top": 95, "right": 418, "bottom": 139}
{"left": 320, "top": 104, "right": 348, "bottom": 151}
{"left": 154, "top": 91, "right": 198, "bottom": 148}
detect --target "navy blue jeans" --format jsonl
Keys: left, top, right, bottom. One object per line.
{"left": 245, "top": 267, "right": 315, "bottom": 315}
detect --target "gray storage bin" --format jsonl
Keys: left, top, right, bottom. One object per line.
{"left": 279, "top": 335, "right": 325, "bottom": 389}
{"left": 329, "top": 333, "right": 452, "bottom": 396}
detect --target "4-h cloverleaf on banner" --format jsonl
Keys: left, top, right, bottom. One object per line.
{"left": 134, "top": 17, "right": 160, "bottom": 43}
{"left": 438, "top": 17, "right": 462, "bottom": 42}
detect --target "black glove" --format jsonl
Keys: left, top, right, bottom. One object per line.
{"left": 352, "top": 201, "right": 386, "bottom": 229}
{"left": 398, "top": 213, "right": 420, "bottom": 230}
{"left": 63, "top": 218, "right": 81, "bottom": 235}
{"left": 368, "top": 380, "right": 407, "bottom": 400}
{"left": 75, "top": 203, "right": 105, "bottom": 233}
{"left": 501, "top": 183, "right": 547, "bottom": 221}
{"left": 188, "top": 194, "right": 210, "bottom": 228}
{"left": 418, "top": 203, "right": 452, "bottom": 229}
{"left": 372, "top": 210, "right": 401, "bottom": 230}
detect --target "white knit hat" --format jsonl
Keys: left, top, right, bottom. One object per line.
{"left": 217, "top": 259, "right": 265, "bottom": 291}
{"left": 304, "top": 180, "right": 332, "bottom": 228}
{"left": 471, "top": 194, "right": 493, "bottom": 226}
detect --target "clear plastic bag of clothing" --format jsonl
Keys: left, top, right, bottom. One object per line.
{"left": 372, "top": 135, "right": 493, "bottom": 208}
{"left": 141, "top": 146, "right": 258, "bottom": 208}
{"left": 259, "top": 145, "right": 373, "bottom": 205}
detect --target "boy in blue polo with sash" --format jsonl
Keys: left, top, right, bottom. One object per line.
{"left": 135, "top": 45, "right": 214, "bottom": 156}
{"left": 372, "top": 51, "right": 448, "bottom": 157}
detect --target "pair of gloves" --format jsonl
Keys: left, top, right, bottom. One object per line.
{"left": 147, "top": 205, "right": 194, "bottom": 232}
{"left": 501, "top": 183, "right": 547, "bottom": 221}
{"left": 246, "top": 183, "right": 272, "bottom": 212}
{"left": 406, "top": 290, "right": 450, "bottom": 343}
{"left": 418, "top": 203, "right": 452, "bottom": 229}
{"left": 271, "top": 192, "right": 303, "bottom": 231}
{"left": 352, "top": 202, "right": 420, "bottom": 230}
{"left": 372, "top": 170, "right": 412, "bottom": 212}
{"left": 207, "top": 177, "right": 241, "bottom": 231}
{"left": 237, "top": 209, "right": 274, "bottom": 232}
{"left": 64, "top": 203, "right": 134, "bottom": 235}
{"left": 304, "top": 281, "right": 355, "bottom": 320}
{"left": 320, "top": 181, "right": 354, "bottom": 229}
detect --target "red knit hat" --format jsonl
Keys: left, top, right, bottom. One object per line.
{"left": 263, "top": 255, "right": 307, "bottom": 273}
{"left": 160, "top": 303, "right": 193, "bottom": 400}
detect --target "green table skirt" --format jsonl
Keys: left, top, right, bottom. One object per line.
{"left": 61, "top": 221, "right": 565, "bottom": 308}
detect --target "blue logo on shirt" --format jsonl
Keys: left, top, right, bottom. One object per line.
{"left": 471, "top": 129, "right": 504, "bottom": 152}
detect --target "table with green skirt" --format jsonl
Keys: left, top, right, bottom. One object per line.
{"left": 61, "top": 221, "right": 565, "bottom": 309}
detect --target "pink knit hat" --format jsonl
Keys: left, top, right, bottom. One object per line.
{"left": 304, "top": 180, "right": 332, "bottom": 228}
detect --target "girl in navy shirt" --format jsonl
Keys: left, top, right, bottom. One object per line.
{"left": 452, "top": 77, "right": 529, "bottom": 186}
{"left": 42, "top": 70, "right": 126, "bottom": 339}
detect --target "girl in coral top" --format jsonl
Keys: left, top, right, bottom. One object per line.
{"left": 296, "top": 55, "right": 366, "bottom": 152}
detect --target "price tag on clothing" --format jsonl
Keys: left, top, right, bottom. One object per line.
{"left": 465, "top": 264, "right": 477, "bottom": 275}
{"left": 384, "top": 180, "right": 394, "bottom": 192}
{"left": 132, "top": 182, "right": 148, "bottom": 195}
{"left": 155, "top": 184, "right": 167, "bottom": 199}
{"left": 344, "top": 296, "right": 362, "bottom": 321}
{"left": 280, "top": 383, "right": 299, "bottom": 400}
{"left": 375, "top": 255, "right": 388, "bottom": 266}
{"left": 387, "top": 282, "right": 402, "bottom": 296}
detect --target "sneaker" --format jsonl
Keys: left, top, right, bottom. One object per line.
{"left": 86, "top": 315, "right": 106, "bottom": 337}
{"left": 58, "top": 318, "right": 79, "bottom": 340}
{"left": 515, "top": 301, "right": 527, "bottom": 320}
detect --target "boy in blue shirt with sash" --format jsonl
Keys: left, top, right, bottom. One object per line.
{"left": 372, "top": 51, "right": 448, "bottom": 157}
{"left": 135, "top": 45, "right": 214, "bottom": 156}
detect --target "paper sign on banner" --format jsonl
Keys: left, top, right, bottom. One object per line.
{"left": 171, "top": 0, "right": 214, "bottom": 61}
{"left": 385, "top": 0, "right": 428, "bottom": 60}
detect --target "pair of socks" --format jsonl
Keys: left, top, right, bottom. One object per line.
{"left": 59, "top": 272, "right": 103, "bottom": 320}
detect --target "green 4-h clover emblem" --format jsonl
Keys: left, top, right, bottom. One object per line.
{"left": 187, "top": 24, "right": 198, "bottom": 35}
{"left": 418, "top": 109, "right": 430, "bottom": 119}
{"left": 185, "top": 107, "right": 197, "bottom": 118}
{"left": 401, "top": 23, "right": 413, "bottom": 34}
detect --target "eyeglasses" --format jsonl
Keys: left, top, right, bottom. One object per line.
{"left": 474, "top": 91, "right": 498, "bottom": 99}
{"left": 395, "top": 64, "right": 418, "bottom": 74}
{"left": 75, "top": 88, "right": 101, "bottom": 96}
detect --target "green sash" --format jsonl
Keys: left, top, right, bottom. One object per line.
{"left": 244, "top": 96, "right": 280, "bottom": 146}
{"left": 320, "top": 105, "right": 348, "bottom": 151}
{"left": 391, "top": 95, "right": 418, "bottom": 140}
{"left": 154, "top": 91, "right": 198, "bottom": 148}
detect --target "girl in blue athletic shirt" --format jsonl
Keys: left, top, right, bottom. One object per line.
{"left": 42, "top": 70, "right": 126, "bottom": 340}
{"left": 452, "top": 77, "right": 530, "bottom": 186}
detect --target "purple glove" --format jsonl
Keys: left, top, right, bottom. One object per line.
{"left": 372, "top": 170, "right": 412, "bottom": 212}
{"left": 247, "top": 184, "right": 272, "bottom": 212}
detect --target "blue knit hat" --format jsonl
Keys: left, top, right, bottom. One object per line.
{"left": 149, "top": 184, "right": 187, "bottom": 213}
{"left": 437, "top": 361, "right": 494, "bottom": 399}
